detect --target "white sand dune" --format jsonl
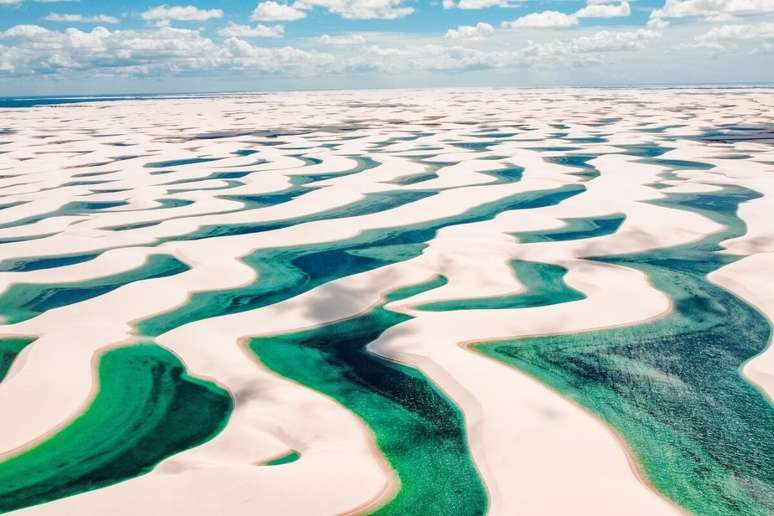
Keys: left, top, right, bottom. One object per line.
{"left": 0, "top": 88, "right": 772, "bottom": 515}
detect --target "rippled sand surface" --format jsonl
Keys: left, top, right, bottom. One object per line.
{"left": 1, "top": 88, "right": 774, "bottom": 515}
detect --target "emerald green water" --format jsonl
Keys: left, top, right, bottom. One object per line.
{"left": 0, "top": 344, "right": 233, "bottom": 513}
{"left": 478, "top": 185, "right": 774, "bottom": 515}
{"left": 249, "top": 277, "right": 487, "bottom": 515}
{"left": 0, "top": 255, "right": 190, "bottom": 324}
{"left": 264, "top": 451, "right": 300, "bottom": 466}
{"left": 417, "top": 260, "right": 584, "bottom": 312}
{"left": 0, "top": 337, "right": 35, "bottom": 381}
{"left": 138, "top": 184, "right": 584, "bottom": 337}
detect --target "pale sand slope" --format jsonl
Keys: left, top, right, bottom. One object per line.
{"left": 0, "top": 88, "right": 772, "bottom": 515}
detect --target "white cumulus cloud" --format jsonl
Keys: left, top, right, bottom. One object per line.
{"left": 141, "top": 5, "right": 224, "bottom": 22}
{"left": 526, "top": 28, "right": 660, "bottom": 57}
{"left": 294, "top": 0, "right": 413, "bottom": 19}
{"left": 443, "top": 0, "right": 520, "bottom": 9}
{"left": 0, "top": 23, "right": 337, "bottom": 76}
{"left": 575, "top": 1, "right": 631, "bottom": 18}
{"left": 445, "top": 22, "right": 495, "bottom": 39}
{"left": 319, "top": 33, "right": 367, "bottom": 44}
{"left": 700, "top": 21, "right": 774, "bottom": 40}
{"left": 217, "top": 23, "right": 284, "bottom": 38}
{"left": 651, "top": 0, "right": 774, "bottom": 22}
{"left": 251, "top": 1, "right": 307, "bottom": 21}
{"left": 503, "top": 10, "right": 579, "bottom": 28}
{"left": 44, "top": 13, "right": 120, "bottom": 24}
{"left": 694, "top": 21, "right": 774, "bottom": 49}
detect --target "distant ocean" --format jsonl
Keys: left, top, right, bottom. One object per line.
{"left": 0, "top": 94, "right": 218, "bottom": 108}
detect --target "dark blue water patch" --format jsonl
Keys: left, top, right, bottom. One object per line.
{"left": 406, "top": 146, "right": 446, "bottom": 152}
{"left": 564, "top": 136, "right": 608, "bottom": 144}
{"left": 155, "top": 198, "right": 194, "bottom": 209}
{"left": 110, "top": 155, "right": 142, "bottom": 162}
{"left": 481, "top": 165, "right": 524, "bottom": 185}
{"left": 0, "top": 201, "right": 26, "bottom": 211}
{"left": 0, "top": 201, "right": 129, "bottom": 230}
{"left": 615, "top": 143, "right": 675, "bottom": 158}
{"left": 213, "top": 171, "right": 253, "bottom": 180}
{"left": 717, "top": 125, "right": 767, "bottom": 131}
{"left": 292, "top": 173, "right": 340, "bottom": 184}
{"left": 397, "top": 151, "right": 450, "bottom": 160}
{"left": 59, "top": 180, "right": 115, "bottom": 188}
{"left": 287, "top": 156, "right": 380, "bottom": 185}
{"left": 513, "top": 213, "right": 625, "bottom": 243}
{"left": 162, "top": 171, "right": 250, "bottom": 186}
{"left": 544, "top": 155, "right": 600, "bottom": 180}
{"left": 102, "top": 199, "right": 213, "bottom": 231}
{"left": 161, "top": 190, "right": 439, "bottom": 243}
{"left": 0, "top": 98, "right": 118, "bottom": 108}
{"left": 218, "top": 185, "right": 311, "bottom": 209}
{"left": 292, "top": 156, "right": 323, "bottom": 167}
{"left": 87, "top": 188, "right": 131, "bottom": 194}
{"left": 644, "top": 158, "right": 715, "bottom": 171}
{"left": 72, "top": 170, "right": 119, "bottom": 178}
{"left": 67, "top": 201, "right": 128, "bottom": 211}
{"left": 699, "top": 126, "right": 774, "bottom": 144}
{"left": 659, "top": 170, "right": 684, "bottom": 182}
{"left": 246, "top": 139, "right": 287, "bottom": 147}
{"left": 220, "top": 158, "right": 268, "bottom": 169}
{"left": 417, "top": 260, "right": 585, "bottom": 312}
{"left": 371, "top": 135, "right": 423, "bottom": 148}
{"left": 588, "top": 117, "right": 621, "bottom": 127}
{"left": 0, "top": 94, "right": 203, "bottom": 108}
{"left": 450, "top": 141, "right": 500, "bottom": 152}
{"left": 389, "top": 173, "right": 439, "bottom": 186}
{"left": 530, "top": 146, "right": 581, "bottom": 152}
{"left": 108, "top": 221, "right": 161, "bottom": 231}
{"left": 144, "top": 157, "right": 220, "bottom": 169}
{"left": 637, "top": 124, "right": 685, "bottom": 133}
{"left": 718, "top": 154, "right": 752, "bottom": 160}
{"left": 0, "top": 233, "right": 57, "bottom": 245}
{"left": 0, "top": 252, "right": 101, "bottom": 272}
{"left": 166, "top": 179, "right": 243, "bottom": 195}
{"left": 0, "top": 255, "right": 190, "bottom": 324}
{"left": 646, "top": 182, "right": 673, "bottom": 190}
{"left": 466, "top": 132, "right": 517, "bottom": 139}
{"left": 233, "top": 149, "right": 259, "bottom": 156}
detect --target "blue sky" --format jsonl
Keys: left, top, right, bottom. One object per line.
{"left": 0, "top": 0, "right": 773, "bottom": 94}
